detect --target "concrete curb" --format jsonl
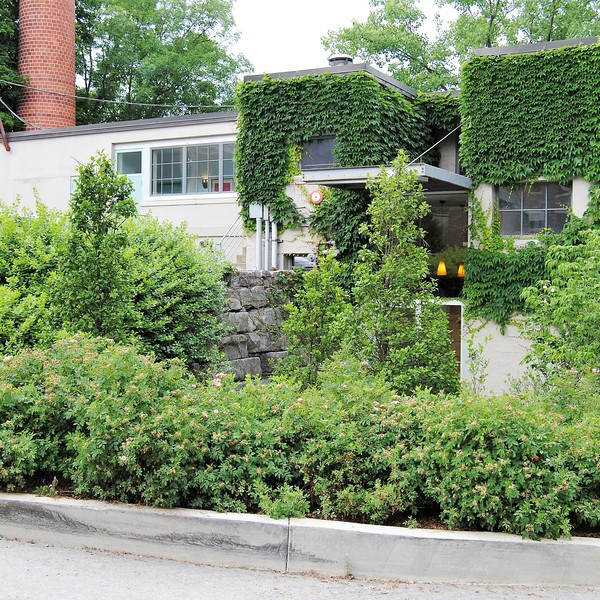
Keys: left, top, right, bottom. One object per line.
{"left": 1, "top": 493, "right": 600, "bottom": 586}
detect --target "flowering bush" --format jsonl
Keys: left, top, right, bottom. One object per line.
{"left": 1, "top": 337, "right": 599, "bottom": 539}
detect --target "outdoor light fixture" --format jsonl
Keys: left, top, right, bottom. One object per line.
{"left": 202, "top": 176, "right": 208, "bottom": 189}
{"left": 436, "top": 260, "right": 447, "bottom": 277}
{"left": 457, "top": 263, "right": 466, "bottom": 278}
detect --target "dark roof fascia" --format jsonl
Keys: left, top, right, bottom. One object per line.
{"left": 6, "top": 111, "right": 239, "bottom": 142}
{"left": 244, "top": 63, "right": 418, "bottom": 98}
{"left": 473, "top": 37, "right": 599, "bottom": 57}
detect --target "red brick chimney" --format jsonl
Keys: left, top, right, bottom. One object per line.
{"left": 17, "top": 0, "right": 76, "bottom": 130}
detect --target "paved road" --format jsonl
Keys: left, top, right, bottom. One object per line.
{"left": 2, "top": 536, "right": 599, "bottom": 600}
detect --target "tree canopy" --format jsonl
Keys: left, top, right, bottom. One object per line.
{"left": 323, "top": 0, "right": 600, "bottom": 91}
{"left": 0, "top": 0, "right": 21, "bottom": 129}
{"left": 0, "top": 0, "right": 251, "bottom": 129}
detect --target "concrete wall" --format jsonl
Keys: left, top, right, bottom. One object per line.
{"left": 466, "top": 317, "right": 532, "bottom": 394}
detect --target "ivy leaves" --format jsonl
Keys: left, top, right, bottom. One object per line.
{"left": 235, "top": 71, "right": 456, "bottom": 257}
{"left": 460, "top": 43, "right": 600, "bottom": 186}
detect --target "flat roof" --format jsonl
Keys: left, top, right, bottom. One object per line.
{"left": 244, "top": 63, "right": 418, "bottom": 98}
{"left": 301, "top": 163, "right": 471, "bottom": 198}
{"left": 473, "top": 37, "right": 598, "bottom": 57}
{"left": 6, "top": 110, "right": 238, "bottom": 142}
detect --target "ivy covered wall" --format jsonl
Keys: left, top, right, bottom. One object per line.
{"left": 235, "top": 71, "right": 459, "bottom": 260}
{"left": 460, "top": 42, "right": 600, "bottom": 186}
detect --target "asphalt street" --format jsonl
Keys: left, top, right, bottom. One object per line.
{"left": 2, "top": 536, "right": 599, "bottom": 600}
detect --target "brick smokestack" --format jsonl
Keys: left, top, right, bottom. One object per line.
{"left": 17, "top": 0, "right": 76, "bottom": 129}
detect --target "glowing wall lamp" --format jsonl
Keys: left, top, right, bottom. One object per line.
{"left": 457, "top": 263, "right": 466, "bottom": 278}
{"left": 436, "top": 260, "right": 447, "bottom": 277}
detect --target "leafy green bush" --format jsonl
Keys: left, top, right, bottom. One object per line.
{"left": 2, "top": 337, "right": 599, "bottom": 539}
{"left": 0, "top": 200, "right": 67, "bottom": 353}
{"left": 0, "top": 160, "right": 228, "bottom": 369}
{"left": 126, "top": 215, "right": 228, "bottom": 367}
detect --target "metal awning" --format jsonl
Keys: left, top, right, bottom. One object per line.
{"left": 301, "top": 163, "right": 471, "bottom": 197}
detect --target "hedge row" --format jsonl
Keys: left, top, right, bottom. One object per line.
{"left": 1, "top": 336, "right": 599, "bottom": 539}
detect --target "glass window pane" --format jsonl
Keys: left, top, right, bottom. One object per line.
{"left": 223, "top": 159, "right": 234, "bottom": 177}
{"left": 209, "top": 145, "right": 219, "bottom": 160}
{"left": 523, "top": 183, "right": 545, "bottom": 209}
{"left": 117, "top": 151, "right": 142, "bottom": 174}
{"left": 501, "top": 212, "right": 521, "bottom": 236}
{"left": 498, "top": 186, "right": 521, "bottom": 210}
{"left": 301, "top": 137, "right": 336, "bottom": 168}
{"left": 523, "top": 210, "right": 546, "bottom": 234}
{"left": 547, "top": 210, "right": 568, "bottom": 232}
{"left": 223, "top": 143, "right": 235, "bottom": 160}
{"left": 547, "top": 182, "right": 572, "bottom": 209}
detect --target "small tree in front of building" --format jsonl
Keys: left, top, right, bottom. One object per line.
{"left": 346, "top": 152, "right": 460, "bottom": 394}
{"left": 53, "top": 151, "right": 137, "bottom": 340}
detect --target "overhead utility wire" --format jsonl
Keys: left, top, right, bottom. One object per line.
{"left": 0, "top": 95, "right": 43, "bottom": 130}
{"left": 408, "top": 124, "right": 462, "bottom": 166}
{"left": 0, "top": 79, "right": 235, "bottom": 110}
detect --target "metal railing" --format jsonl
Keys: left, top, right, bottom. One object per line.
{"left": 216, "top": 215, "right": 246, "bottom": 266}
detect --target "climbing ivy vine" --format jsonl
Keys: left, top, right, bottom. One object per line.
{"left": 460, "top": 43, "right": 600, "bottom": 186}
{"left": 235, "top": 71, "right": 458, "bottom": 260}
{"left": 461, "top": 42, "right": 600, "bottom": 326}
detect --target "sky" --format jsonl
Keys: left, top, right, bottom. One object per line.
{"left": 231, "top": 0, "right": 451, "bottom": 76}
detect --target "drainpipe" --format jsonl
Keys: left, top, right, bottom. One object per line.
{"left": 271, "top": 221, "right": 278, "bottom": 270}
{"left": 256, "top": 216, "right": 263, "bottom": 270}
{"left": 264, "top": 217, "right": 270, "bottom": 271}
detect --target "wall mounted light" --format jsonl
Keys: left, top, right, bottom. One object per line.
{"left": 436, "top": 260, "right": 447, "bottom": 277}
{"left": 202, "top": 176, "right": 208, "bottom": 189}
{"left": 457, "top": 263, "right": 466, "bottom": 278}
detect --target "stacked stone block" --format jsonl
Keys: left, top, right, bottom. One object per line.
{"left": 220, "top": 271, "right": 288, "bottom": 380}
{"left": 17, "top": 0, "right": 76, "bottom": 129}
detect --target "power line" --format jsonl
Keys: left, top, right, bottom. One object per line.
{"left": 0, "top": 96, "right": 43, "bottom": 130}
{"left": 0, "top": 79, "right": 235, "bottom": 110}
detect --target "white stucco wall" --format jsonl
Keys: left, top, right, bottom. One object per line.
{"left": 0, "top": 115, "right": 318, "bottom": 268}
{"left": 466, "top": 318, "right": 532, "bottom": 394}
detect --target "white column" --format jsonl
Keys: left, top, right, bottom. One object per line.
{"left": 264, "top": 218, "right": 270, "bottom": 271}
{"left": 271, "top": 221, "right": 278, "bottom": 270}
{"left": 256, "top": 217, "right": 263, "bottom": 270}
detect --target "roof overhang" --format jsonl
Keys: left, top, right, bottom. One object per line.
{"left": 301, "top": 163, "right": 472, "bottom": 197}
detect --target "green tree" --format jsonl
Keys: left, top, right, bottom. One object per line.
{"left": 76, "top": 0, "right": 251, "bottom": 123}
{"left": 53, "top": 151, "right": 137, "bottom": 339}
{"left": 323, "top": 0, "right": 457, "bottom": 91}
{"left": 324, "top": 0, "right": 600, "bottom": 91}
{"left": 348, "top": 152, "right": 460, "bottom": 394}
{"left": 0, "top": 0, "right": 22, "bottom": 130}
{"left": 277, "top": 253, "right": 352, "bottom": 387}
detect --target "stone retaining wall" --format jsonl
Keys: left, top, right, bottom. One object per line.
{"left": 220, "top": 270, "right": 288, "bottom": 380}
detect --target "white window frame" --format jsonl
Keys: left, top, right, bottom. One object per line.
{"left": 151, "top": 142, "right": 235, "bottom": 196}
{"left": 497, "top": 181, "right": 571, "bottom": 237}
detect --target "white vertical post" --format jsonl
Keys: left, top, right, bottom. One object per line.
{"left": 271, "top": 221, "right": 278, "bottom": 270}
{"left": 264, "top": 218, "right": 271, "bottom": 271}
{"left": 256, "top": 217, "right": 263, "bottom": 270}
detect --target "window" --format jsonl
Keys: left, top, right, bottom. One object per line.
{"left": 115, "top": 150, "right": 142, "bottom": 205}
{"left": 497, "top": 182, "right": 571, "bottom": 236}
{"left": 151, "top": 143, "right": 235, "bottom": 195}
{"left": 301, "top": 137, "right": 336, "bottom": 169}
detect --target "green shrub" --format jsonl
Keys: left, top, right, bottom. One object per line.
{"left": 2, "top": 336, "right": 599, "bottom": 539}
{"left": 0, "top": 200, "right": 67, "bottom": 353}
{"left": 414, "top": 390, "right": 600, "bottom": 539}
{"left": 126, "top": 215, "right": 228, "bottom": 367}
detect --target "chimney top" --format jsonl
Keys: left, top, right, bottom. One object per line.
{"left": 328, "top": 54, "right": 354, "bottom": 67}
